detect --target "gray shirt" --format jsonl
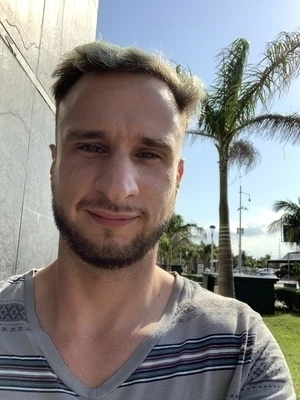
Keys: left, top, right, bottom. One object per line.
{"left": 0, "top": 270, "right": 295, "bottom": 399}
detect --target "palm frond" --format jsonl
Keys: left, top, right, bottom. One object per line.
{"left": 158, "top": 234, "right": 171, "bottom": 250}
{"left": 237, "top": 29, "right": 300, "bottom": 124}
{"left": 164, "top": 214, "right": 204, "bottom": 241}
{"left": 191, "top": 226, "right": 207, "bottom": 241}
{"left": 267, "top": 218, "right": 284, "bottom": 234}
{"left": 186, "top": 128, "right": 217, "bottom": 144}
{"left": 211, "top": 38, "right": 250, "bottom": 128}
{"left": 173, "top": 235, "right": 193, "bottom": 248}
{"left": 228, "top": 139, "right": 261, "bottom": 172}
{"left": 268, "top": 198, "right": 300, "bottom": 245}
{"left": 272, "top": 198, "right": 300, "bottom": 214}
{"left": 172, "top": 223, "right": 199, "bottom": 235}
{"left": 192, "top": 40, "right": 250, "bottom": 143}
{"left": 236, "top": 113, "right": 300, "bottom": 145}
{"left": 197, "top": 98, "right": 220, "bottom": 135}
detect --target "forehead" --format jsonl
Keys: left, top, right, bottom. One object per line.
{"left": 57, "top": 72, "right": 184, "bottom": 145}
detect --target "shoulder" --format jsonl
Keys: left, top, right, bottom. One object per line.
{"left": 176, "top": 276, "right": 262, "bottom": 335}
{"left": 171, "top": 277, "right": 295, "bottom": 397}
{"left": 0, "top": 272, "right": 28, "bottom": 298}
{"left": 0, "top": 271, "right": 32, "bottom": 330}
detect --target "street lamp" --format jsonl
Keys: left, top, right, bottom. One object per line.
{"left": 209, "top": 225, "right": 216, "bottom": 273}
{"left": 237, "top": 185, "right": 251, "bottom": 274}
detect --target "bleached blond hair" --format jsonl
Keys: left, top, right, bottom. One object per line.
{"left": 52, "top": 40, "right": 205, "bottom": 132}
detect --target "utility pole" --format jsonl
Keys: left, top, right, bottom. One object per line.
{"left": 237, "top": 185, "right": 251, "bottom": 274}
{"left": 209, "top": 225, "right": 216, "bottom": 273}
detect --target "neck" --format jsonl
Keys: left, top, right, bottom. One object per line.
{"left": 34, "top": 244, "right": 174, "bottom": 339}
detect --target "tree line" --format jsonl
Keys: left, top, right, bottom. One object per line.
{"left": 158, "top": 214, "right": 296, "bottom": 273}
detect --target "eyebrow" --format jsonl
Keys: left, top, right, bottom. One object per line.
{"left": 64, "top": 130, "right": 174, "bottom": 151}
{"left": 138, "top": 136, "right": 173, "bottom": 151}
{"left": 64, "top": 130, "right": 106, "bottom": 141}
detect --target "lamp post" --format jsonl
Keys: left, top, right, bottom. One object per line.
{"left": 238, "top": 186, "right": 251, "bottom": 274}
{"left": 209, "top": 225, "right": 216, "bottom": 273}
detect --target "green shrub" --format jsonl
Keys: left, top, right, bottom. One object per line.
{"left": 275, "top": 264, "right": 300, "bottom": 282}
{"left": 275, "top": 288, "right": 300, "bottom": 312}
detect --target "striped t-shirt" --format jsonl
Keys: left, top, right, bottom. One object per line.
{"left": 0, "top": 270, "right": 295, "bottom": 399}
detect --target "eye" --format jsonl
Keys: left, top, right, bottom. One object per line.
{"left": 136, "top": 151, "right": 161, "bottom": 159}
{"left": 79, "top": 144, "right": 104, "bottom": 153}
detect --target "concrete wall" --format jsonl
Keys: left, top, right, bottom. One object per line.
{"left": 0, "top": 0, "right": 99, "bottom": 279}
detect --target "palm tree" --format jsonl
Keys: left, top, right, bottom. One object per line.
{"left": 189, "top": 30, "right": 300, "bottom": 297}
{"left": 158, "top": 214, "right": 205, "bottom": 271}
{"left": 268, "top": 198, "right": 300, "bottom": 247}
{"left": 176, "top": 242, "right": 200, "bottom": 273}
{"left": 257, "top": 254, "right": 271, "bottom": 267}
{"left": 179, "top": 241, "right": 218, "bottom": 272}
{"left": 196, "top": 241, "right": 218, "bottom": 269}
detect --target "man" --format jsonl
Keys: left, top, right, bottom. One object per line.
{"left": 0, "top": 41, "right": 295, "bottom": 399}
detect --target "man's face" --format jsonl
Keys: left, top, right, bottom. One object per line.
{"left": 51, "top": 71, "right": 184, "bottom": 269}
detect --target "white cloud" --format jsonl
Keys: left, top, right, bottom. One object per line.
{"left": 230, "top": 207, "right": 290, "bottom": 258}
{"left": 231, "top": 233, "right": 291, "bottom": 259}
{"left": 200, "top": 207, "right": 292, "bottom": 259}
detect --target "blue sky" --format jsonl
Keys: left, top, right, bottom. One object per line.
{"left": 97, "top": 0, "right": 300, "bottom": 258}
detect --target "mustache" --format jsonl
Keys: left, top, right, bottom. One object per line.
{"left": 76, "top": 197, "right": 148, "bottom": 218}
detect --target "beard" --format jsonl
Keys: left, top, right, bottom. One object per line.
{"left": 52, "top": 193, "right": 173, "bottom": 270}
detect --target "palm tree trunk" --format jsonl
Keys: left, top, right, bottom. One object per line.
{"left": 218, "top": 150, "right": 235, "bottom": 297}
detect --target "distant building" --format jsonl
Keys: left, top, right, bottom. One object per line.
{"left": 268, "top": 251, "right": 300, "bottom": 267}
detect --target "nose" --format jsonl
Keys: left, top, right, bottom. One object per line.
{"left": 94, "top": 154, "right": 139, "bottom": 203}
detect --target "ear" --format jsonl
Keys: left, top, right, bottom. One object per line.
{"left": 176, "top": 158, "right": 184, "bottom": 190}
{"left": 49, "top": 144, "right": 57, "bottom": 178}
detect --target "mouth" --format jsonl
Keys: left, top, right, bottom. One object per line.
{"left": 86, "top": 210, "right": 138, "bottom": 228}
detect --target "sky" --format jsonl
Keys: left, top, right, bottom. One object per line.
{"left": 97, "top": 0, "right": 300, "bottom": 259}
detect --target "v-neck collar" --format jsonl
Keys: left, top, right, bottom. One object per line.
{"left": 24, "top": 270, "right": 184, "bottom": 399}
